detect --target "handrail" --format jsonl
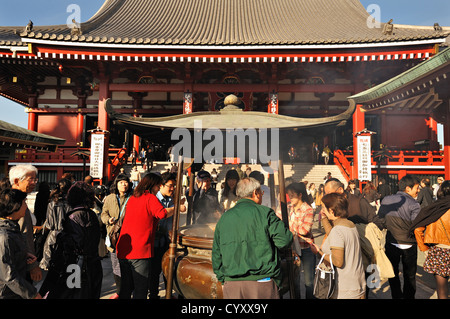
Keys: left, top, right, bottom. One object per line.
{"left": 340, "top": 150, "right": 444, "bottom": 167}
{"left": 333, "top": 150, "right": 351, "bottom": 181}
{"left": 14, "top": 147, "right": 126, "bottom": 163}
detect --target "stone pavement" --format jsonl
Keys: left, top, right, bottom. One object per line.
{"left": 97, "top": 215, "right": 447, "bottom": 300}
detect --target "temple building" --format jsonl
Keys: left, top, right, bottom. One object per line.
{"left": 0, "top": 0, "right": 449, "bottom": 186}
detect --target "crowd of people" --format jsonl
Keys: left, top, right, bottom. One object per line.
{"left": 0, "top": 162, "right": 448, "bottom": 300}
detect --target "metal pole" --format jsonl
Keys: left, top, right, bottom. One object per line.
{"left": 165, "top": 155, "right": 184, "bottom": 299}
{"left": 277, "top": 158, "right": 296, "bottom": 299}
{"left": 186, "top": 169, "right": 194, "bottom": 225}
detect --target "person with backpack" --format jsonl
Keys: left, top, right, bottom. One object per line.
{"left": 42, "top": 182, "right": 103, "bottom": 299}
{"left": 100, "top": 173, "right": 133, "bottom": 299}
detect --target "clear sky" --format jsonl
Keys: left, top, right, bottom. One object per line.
{"left": 1, "top": 0, "right": 449, "bottom": 129}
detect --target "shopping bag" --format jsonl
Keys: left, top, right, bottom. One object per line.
{"left": 313, "top": 253, "right": 336, "bottom": 299}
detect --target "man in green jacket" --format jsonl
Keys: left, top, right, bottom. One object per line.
{"left": 212, "top": 177, "right": 293, "bottom": 299}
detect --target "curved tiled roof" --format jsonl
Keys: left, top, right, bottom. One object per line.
{"left": 7, "top": 0, "right": 449, "bottom": 47}
{"left": 349, "top": 47, "right": 450, "bottom": 104}
{"left": 0, "top": 27, "right": 24, "bottom": 46}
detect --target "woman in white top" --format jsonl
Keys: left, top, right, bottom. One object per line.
{"left": 311, "top": 192, "right": 366, "bottom": 299}
{"left": 219, "top": 169, "right": 240, "bottom": 212}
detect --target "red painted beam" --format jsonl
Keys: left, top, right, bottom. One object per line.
{"left": 108, "top": 83, "right": 359, "bottom": 93}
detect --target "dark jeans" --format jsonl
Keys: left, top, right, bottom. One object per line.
{"left": 119, "top": 258, "right": 151, "bottom": 299}
{"left": 385, "top": 243, "right": 417, "bottom": 299}
{"left": 149, "top": 245, "right": 167, "bottom": 299}
{"left": 294, "top": 247, "right": 316, "bottom": 299}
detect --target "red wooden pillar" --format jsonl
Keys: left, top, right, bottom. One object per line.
{"left": 133, "top": 113, "right": 140, "bottom": 153}
{"left": 97, "top": 77, "right": 110, "bottom": 132}
{"left": 76, "top": 111, "right": 84, "bottom": 146}
{"left": 352, "top": 104, "right": 365, "bottom": 179}
{"left": 427, "top": 116, "right": 439, "bottom": 150}
{"left": 27, "top": 111, "right": 37, "bottom": 131}
{"left": 443, "top": 103, "right": 450, "bottom": 180}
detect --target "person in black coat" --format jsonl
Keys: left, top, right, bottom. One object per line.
{"left": 192, "top": 171, "right": 221, "bottom": 224}
{"left": 377, "top": 178, "right": 391, "bottom": 201}
{"left": 359, "top": 182, "right": 384, "bottom": 230}
{"left": 0, "top": 188, "right": 42, "bottom": 299}
{"left": 42, "top": 182, "right": 102, "bottom": 299}
{"left": 416, "top": 178, "right": 433, "bottom": 209}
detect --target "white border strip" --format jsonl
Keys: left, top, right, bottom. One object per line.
{"left": 22, "top": 38, "right": 446, "bottom": 50}
{"left": 8, "top": 162, "right": 90, "bottom": 167}
{"left": 372, "top": 165, "right": 445, "bottom": 169}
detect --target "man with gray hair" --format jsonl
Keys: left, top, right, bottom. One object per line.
{"left": 9, "top": 164, "right": 42, "bottom": 283}
{"left": 212, "top": 177, "right": 292, "bottom": 299}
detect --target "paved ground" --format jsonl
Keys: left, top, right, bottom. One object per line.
{"left": 96, "top": 213, "right": 447, "bottom": 300}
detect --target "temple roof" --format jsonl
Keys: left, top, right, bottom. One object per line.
{"left": 348, "top": 47, "right": 450, "bottom": 111}
{"left": 2, "top": 0, "right": 449, "bottom": 48}
{"left": 105, "top": 95, "right": 355, "bottom": 132}
{"left": 0, "top": 27, "right": 23, "bottom": 46}
{"left": 0, "top": 119, "right": 65, "bottom": 152}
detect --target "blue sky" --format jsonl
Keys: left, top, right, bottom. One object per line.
{"left": 1, "top": 0, "right": 449, "bottom": 129}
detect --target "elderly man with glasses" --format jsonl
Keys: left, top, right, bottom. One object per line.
{"left": 9, "top": 164, "right": 42, "bottom": 283}
{"left": 212, "top": 177, "right": 293, "bottom": 299}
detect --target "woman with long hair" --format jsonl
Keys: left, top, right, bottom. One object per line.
{"left": 277, "top": 182, "right": 315, "bottom": 299}
{"left": 116, "top": 173, "right": 174, "bottom": 299}
{"left": 411, "top": 180, "right": 450, "bottom": 299}
{"left": 100, "top": 173, "right": 133, "bottom": 299}
{"left": 358, "top": 181, "right": 383, "bottom": 230}
{"left": 39, "top": 178, "right": 72, "bottom": 272}
{"left": 219, "top": 169, "right": 240, "bottom": 212}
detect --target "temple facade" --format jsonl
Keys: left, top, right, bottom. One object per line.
{"left": 0, "top": 0, "right": 449, "bottom": 185}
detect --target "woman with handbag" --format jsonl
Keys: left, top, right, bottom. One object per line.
{"left": 311, "top": 193, "right": 366, "bottom": 299}
{"left": 276, "top": 182, "right": 315, "bottom": 299}
{"left": 411, "top": 180, "right": 450, "bottom": 299}
{"left": 100, "top": 173, "right": 133, "bottom": 299}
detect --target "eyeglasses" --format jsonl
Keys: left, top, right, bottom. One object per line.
{"left": 21, "top": 177, "right": 38, "bottom": 183}
{"left": 164, "top": 183, "right": 175, "bottom": 189}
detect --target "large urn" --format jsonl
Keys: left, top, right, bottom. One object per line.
{"left": 162, "top": 223, "right": 290, "bottom": 299}
{"left": 162, "top": 223, "right": 223, "bottom": 299}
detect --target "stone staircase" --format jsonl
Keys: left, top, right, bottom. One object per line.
{"left": 285, "top": 163, "right": 348, "bottom": 188}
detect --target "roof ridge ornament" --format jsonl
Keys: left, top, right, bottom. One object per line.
{"left": 434, "top": 23, "right": 443, "bottom": 32}
{"left": 70, "top": 19, "right": 82, "bottom": 36}
{"left": 24, "top": 20, "right": 33, "bottom": 34}
{"left": 382, "top": 19, "right": 394, "bottom": 36}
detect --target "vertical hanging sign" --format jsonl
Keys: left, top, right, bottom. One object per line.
{"left": 268, "top": 93, "right": 278, "bottom": 114}
{"left": 184, "top": 92, "right": 193, "bottom": 114}
{"left": 357, "top": 135, "right": 372, "bottom": 181}
{"left": 90, "top": 133, "right": 104, "bottom": 179}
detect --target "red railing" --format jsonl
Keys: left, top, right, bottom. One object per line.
{"left": 333, "top": 150, "right": 352, "bottom": 181}
{"left": 334, "top": 149, "right": 445, "bottom": 181}
{"left": 339, "top": 150, "right": 444, "bottom": 167}
{"left": 14, "top": 147, "right": 127, "bottom": 180}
